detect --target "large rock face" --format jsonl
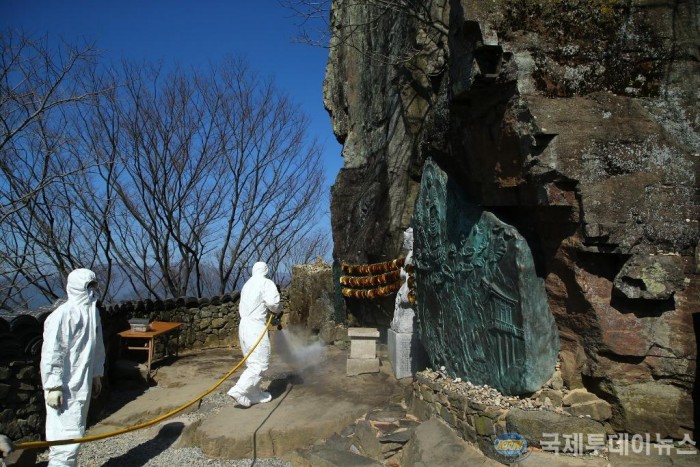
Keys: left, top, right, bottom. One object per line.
{"left": 326, "top": 0, "right": 698, "bottom": 438}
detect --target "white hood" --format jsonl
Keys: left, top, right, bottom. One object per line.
{"left": 251, "top": 262, "right": 269, "bottom": 277}
{"left": 66, "top": 268, "right": 97, "bottom": 309}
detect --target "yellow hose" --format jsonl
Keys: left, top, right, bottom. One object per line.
{"left": 14, "top": 315, "right": 273, "bottom": 451}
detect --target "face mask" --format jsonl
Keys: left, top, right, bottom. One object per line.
{"left": 87, "top": 283, "right": 99, "bottom": 302}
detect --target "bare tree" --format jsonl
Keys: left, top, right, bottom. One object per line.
{"left": 281, "top": 0, "right": 448, "bottom": 63}
{"left": 0, "top": 32, "right": 328, "bottom": 308}
{"left": 0, "top": 30, "right": 102, "bottom": 311}
{"left": 211, "top": 57, "right": 325, "bottom": 292}
{"left": 272, "top": 229, "right": 332, "bottom": 285}
{"left": 0, "top": 30, "right": 100, "bottom": 224}
{"left": 76, "top": 58, "right": 326, "bottom": 299}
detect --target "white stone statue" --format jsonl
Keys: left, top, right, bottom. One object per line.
{"left": 391, "top": 227, "right": 415, "bottom": 333}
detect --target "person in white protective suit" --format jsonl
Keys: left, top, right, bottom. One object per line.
{"left": 227, "top": 262, "right": 281, "bottom": 407}
{"left": 40, "top": 268, "right": 105, "bottom": 467}
{"left": 0, "top": 434, "right": 14, "bottom": 459}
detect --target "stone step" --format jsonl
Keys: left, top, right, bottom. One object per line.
{"left": 401, "top": 418, "right": 502, "bottom": 466}
{"left": 287, "top": 445, "right": 383, "bottom": 467}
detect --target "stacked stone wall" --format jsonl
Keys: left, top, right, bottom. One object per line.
{"left": 103, "top": 292, "right": 243, "bottom": 354}
{"left": 409, "top": 366, "right": 696, "bottom": 462}
{"left": 409, "top": 370, "right": 608, "bottom": 460}
{"left": 0, "top": 359, "right": 43, "bottom": 445}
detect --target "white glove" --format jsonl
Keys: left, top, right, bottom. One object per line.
{"left": 92, "top": 377, "right": 102, "bottom": 399}
{"left": 0, "top": 434, "right": 14, "bottom": 458}
{"left": 46, "top": 389, "right": 63, "bottom": 409}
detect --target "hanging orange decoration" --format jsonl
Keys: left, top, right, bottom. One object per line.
{"left": 338, "top": 257, "right": 407, "bottom": 300}
{"left": 340, "top": 257, "right": 405, "bottom": 276}
{"left": 339, "top": 269, "right": 402, "bottom": 287}
{"left": 341, "top": 281, "right": 402, "bottom": 299}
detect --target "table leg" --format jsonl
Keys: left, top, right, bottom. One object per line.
{"left": 147, "top": 337, "right": 155, "bottom": 375}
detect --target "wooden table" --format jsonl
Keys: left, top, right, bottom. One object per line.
{"left": 118, "top": 321, "right": 183, "bottom": 375}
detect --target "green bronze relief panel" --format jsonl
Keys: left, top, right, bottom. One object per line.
{"left": 413, "top": 159, "right": 559, "bottom": 395}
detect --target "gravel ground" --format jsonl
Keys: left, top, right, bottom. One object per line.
{"left": 35, "top": 387, "right": 293, "bottom": 467}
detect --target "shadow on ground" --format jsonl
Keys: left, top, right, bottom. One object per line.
{"left": 101, "top": 422, "right": 184, "bottom": 467}
{"left": 34, "top": 423, "right": 184, "bottom": 467}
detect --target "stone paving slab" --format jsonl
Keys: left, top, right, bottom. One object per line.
{"left": 89, "top": 349, "right": 237, "bottom": 433}
{"left": 190, "top": 348, "right": 405, "bottom": 458}
{"left": 87, "top": 342, "right": 406, "bottom": 459}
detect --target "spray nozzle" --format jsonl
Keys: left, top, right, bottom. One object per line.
{"left": 271, "top": 312, "right": 282, "bottom": 330}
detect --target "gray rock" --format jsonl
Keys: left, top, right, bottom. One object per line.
{"left": 539, "top": 388, "right": 563, "bottom": 407}
{"left": 401, "top": 418, "right": 501, "bottom": 466}
{"left": 287, "top": 263, "right": 341, "bottom": 344}
{"left": 366, "top": 404, "right": 406, "bottom": 422}
{"left": 548, "top": 371, "right": 564, "bottom": 390}
{"left": 378, "top": 428, "right": 413, "bottom": 444}
{"left": 339, "top": 425, "right": 355, "bottom": 437}
{"left": 566, "top": 401, "right": 613, "bottom": 422}
{"left": 398, "top": 418, "right": 420, "bottom": 429}
{"left": 562, "top": 388, "right": 600, "bottom": 406}
{"left": 562, "top": 389, "right": 612, "bottom": 421}
{"left": 381, "top": 442, "right": 404, "bottom": 456}
{"left": 562, "top": 389, "right": 612, "bottom": 422}
{"left": 324, "top": 432, "right": 354, "bottom": 452}
{"left": 507, "top": 408, "right": 606, "bottom": 449}
{"left": 614, "top": 382, "right": 692, "bottom": 439}
{"left": 354, "top": 420, "right": 382, "bottom": 460}
{"left": 303, "top": 445, "right": 383, "bottom": 467}
{"left": 614, "top": 254, "right": 686, "bottom": 300}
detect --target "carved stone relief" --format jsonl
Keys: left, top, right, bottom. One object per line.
{"left": 414, "top": 159, "right": 559, "bottom": 395}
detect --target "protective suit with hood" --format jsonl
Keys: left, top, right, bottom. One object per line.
{"left": 227, "top": 262, "right": 280, "bottom": 407}
{"left": 40, "top": 268, "right": 105, "bottom": 467}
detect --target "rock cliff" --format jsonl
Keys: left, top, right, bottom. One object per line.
{"left": 325, "top": 0, "right": 698, "bottom": 438}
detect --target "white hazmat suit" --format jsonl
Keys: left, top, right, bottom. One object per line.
{"left": 227, "top": 262, "right": 280, "bottom": 407}
{"left": 40, "top": 268, "right": 105, "bottom": 467}
{"left": 0, "top": 434, "right": 13, "bottom": 458}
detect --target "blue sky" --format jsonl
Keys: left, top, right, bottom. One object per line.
{"left": 0, "top": 0, "right": 342, "bottom": 227}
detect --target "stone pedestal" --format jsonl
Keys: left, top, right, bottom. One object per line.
{"left": 347, "top": 327, "right": 380, "bottom": 376}
{"left": 388, "top": 329, "right": 417, "bottom": 379}
{"left": 347, "top": 357, "right": 380, "bottom": 375}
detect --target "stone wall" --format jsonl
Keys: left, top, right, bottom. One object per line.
{"left": 0, "top": 360, "right": 43, "bottom": 445}
{"left": 409, "top": 367, "right": 630, "bottom": 462}
{"left": 103, "top": 292, "right": 243, "bottom": 355}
